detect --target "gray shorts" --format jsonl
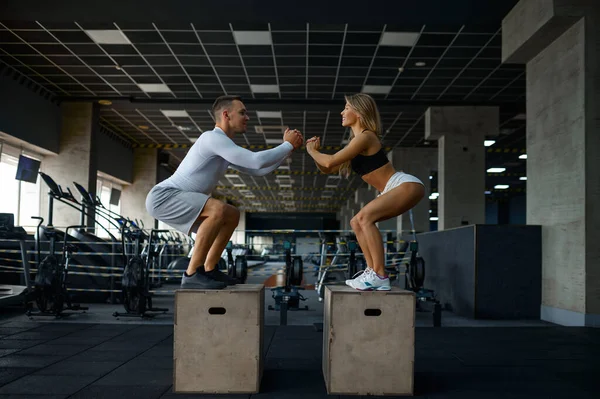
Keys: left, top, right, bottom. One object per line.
{"left": 145, "top": 185, "right": 210, "bottom": 235}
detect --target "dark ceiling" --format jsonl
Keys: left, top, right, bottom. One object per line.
{"left": 0, "top": 0, "right": 527, "bottom": 213}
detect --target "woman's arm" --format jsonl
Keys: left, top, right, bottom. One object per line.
{"left": 314, "top": 160, "right": 341, "bottom": 174}
{"left": 306, "top": 133, "right": 371, "bottom": 169}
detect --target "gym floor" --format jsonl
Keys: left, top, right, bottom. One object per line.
{"left": 0, "top": 262, "right": 598, "bottom": 398}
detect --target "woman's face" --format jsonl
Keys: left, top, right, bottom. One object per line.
{"left": 340, "top": 102, "right": 360, "bottom": 127}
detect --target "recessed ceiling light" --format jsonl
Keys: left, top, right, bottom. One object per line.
{"left": 161, "top": 110, "right": 189, "bottom": 118}
{"left": 251, "top": 84, "right": 280, "bottom": 94}
{"left": 379, "top": 32, "right": 419, "bottom": 47}
{"left": 256, "top": 111, "right": 282, "bottom": 119}
{"left": 494, "top": 185, "right": 509, "bottom": 189}
{"left": 138, "top": 125, "right": 149, "bottom": 130}
{"left": 232, "top": 31, "right": 272, "bottom": 45}
{"left": 361, "top": 85, "right": 392, "bottom": 95}
{"left": 429, "top": 217, "right": 439, "bottom": 221}
{"left": 85, "top": 30, "right": 131, "bottom": 45}
{"left": 519, "top": 154, "right": 527, "bottom": 159}
{"left": 98, "top": 99, "right": 112, "bottom": 105}
{"left": 484, "top": 140, "right": 496, "bottom": 147}
{"left": 138, "top": 84, "right": 172, "bottom": 93}
{"left": 415, "top": 61, "right": 426, "bottom": 67}
{"left": 520, "top": 177, "right": 527, "bottom": 181}
{"left": 487, "top": 167, "right": 506, "bottom": 173}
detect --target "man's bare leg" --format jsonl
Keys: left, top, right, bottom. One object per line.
{"left": 186, "top": 199, "right": 238, "bottom": 275}
{"left": 204, "top": 208, "right": 240, "bottom": 272}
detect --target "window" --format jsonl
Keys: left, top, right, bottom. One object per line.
{"left": 96, "top": 176, "right": 122, "bottom": 239}
{"left": 0, "top": 143, "right": 41, "bottom": 232}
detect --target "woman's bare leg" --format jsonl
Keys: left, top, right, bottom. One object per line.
{"left": 352, "top": 183, "right": 425, "bottom": 277}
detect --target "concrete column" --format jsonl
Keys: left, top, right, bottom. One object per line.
{"left": 355, "top": 187, "right": 374, "bottom": 210}
{"left": 231, "top": 210, "right": 246, "bottom": 244}
{"left": 121, "top": 148, "right": 157, "bottom": 231}
{"left": 425, "top": 106, "right": 499, "bottom": 230}
{"left": 342, "top": 198, "right": 358, "bottom": 233}
{"left": 337, "top": 208, "right": 349, "bottom": 233}
{"left": 388, "top": 148, "right": 437, "bottom": 233}
{"left": 341, "top": 207, "right": 351, "bottom": 232}
{"left": 40, "top": 102, "right": 98, "bottom": 229}
{"left": 502, "top": 0, "right": 600, "bottom": 326}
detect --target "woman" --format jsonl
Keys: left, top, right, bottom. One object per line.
{"left": 306, "top": 93, "right": 425, "bottom": 291}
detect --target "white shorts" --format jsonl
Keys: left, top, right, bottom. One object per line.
{"left": 378, "top": 172, "right": 425, "bottom": 197}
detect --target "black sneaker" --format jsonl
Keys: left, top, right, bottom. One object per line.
{"left": 204, "top": 268, "right": 239, "bottom": 286}
{"left": 180, "top": 272, "right": 226, "bottom": 290}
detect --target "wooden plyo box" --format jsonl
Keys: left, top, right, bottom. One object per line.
{"left": 323, "top": 285, "right": 415, "bottom": 396}
{"left": 174, "top": 284, "right": 264, "bottom": 394}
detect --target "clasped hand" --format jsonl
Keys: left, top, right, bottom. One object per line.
{"left": 283, "top": 128, "right": 304, "bottom": 150}
{"left": 305, "top": 136, "right": 320, "bottom": 152}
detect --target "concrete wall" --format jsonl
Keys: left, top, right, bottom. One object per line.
{"left": 503, "top": 1, "right": 600, "bottom": 325}
{"left": 40, "top": 103, "right": 96, "bottom": 229}
{"left": 584, "top": 12, "right": 600, "bottom": 316}
{"left": 0, "top": 68, "right": 60, "bottom": 154}
{"left": 121, "top": 148, "right": 158, "bottom": 231}
{"left": 527, "top": 19, "right": 586, "bottom": 316}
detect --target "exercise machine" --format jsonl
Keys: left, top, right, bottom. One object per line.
{"left": 27, "top": 218, "right": 88, "bottom": 318}
{"left": 113, "top": 227, "right": 168, "bottom": 319}
{"left": 38, "top": 172, "right": 119, "bottom": 303}
{"left": 225, "top": 241, "right": 248, "bottom": 283}
{"left": 401, "top": 210, "right": 442, "bottom": 327}
{"left": 345, "top": 240, "right": 366, "bottom": 279}
{"left": 0, "top": 213, "right": 34, "bottom": 308}
{"left": 315, "top": 236, "right": 365, "bottom": 300}
{"left": 268, "top": 240, "right": 307, "bottom": 325}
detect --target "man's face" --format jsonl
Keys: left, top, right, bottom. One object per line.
{"left": 226, "top": 100, "right": 250, "bottom": 134}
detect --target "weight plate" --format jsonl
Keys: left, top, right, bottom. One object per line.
{"left": 235, "top": 256, "right": 248, "bottom": 283}
{"left": 291, "top": 257, "right": 303, "bottom": 286}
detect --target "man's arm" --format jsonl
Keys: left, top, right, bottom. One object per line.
{"left": 206, "top": 131, "right": 294, "bottom": 170}
{"left": 230, "top": 157, "right": 288, "bottom": 176}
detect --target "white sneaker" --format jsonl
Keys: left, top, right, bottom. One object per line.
{"left": 345, "top": 267, "right": 391, "bottom": 291}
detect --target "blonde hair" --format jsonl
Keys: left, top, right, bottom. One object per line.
{"left": 338, "top": 93, "right": 383, "bottom": 178}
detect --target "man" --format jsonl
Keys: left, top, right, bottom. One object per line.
{"left": 146, "top": 95, "right": 303, "bottom": 289}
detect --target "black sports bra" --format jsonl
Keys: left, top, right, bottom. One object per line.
{"left": 350, "top": 130, "right": 389, "bottom": 176}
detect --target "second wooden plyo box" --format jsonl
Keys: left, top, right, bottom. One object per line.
{"left": 323, "top": 285, "right": 416, "bottom": 396}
